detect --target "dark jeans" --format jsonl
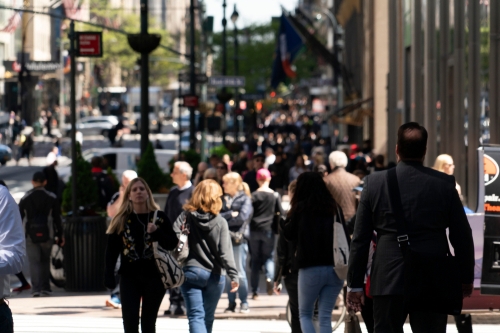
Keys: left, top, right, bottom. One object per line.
{"left": 181, "top": 266, "right": 225, "bottom": 333}
{"left": 26, "top": 238, "right": 52, "bottom": 292}
{"left": 0, "top": 302, "right": 13, "bottom": 333}
{"left": 284, "top": 272, "right": 302, "bottom": 333}
{"left": 373, "top": 295, "right": 447, "bottom": 333}
{"left": 169, "top": 287, "right": 184, "bottom": 307}
{"left": 120, "top": 273, "right": 166, "bottom": 333}
{"left": 249, "top": 230, "right": 275, "bottom": 293}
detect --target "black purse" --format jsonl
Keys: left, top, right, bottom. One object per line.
{"left": 387, "top": 168, "right": 463, "bottom": 315}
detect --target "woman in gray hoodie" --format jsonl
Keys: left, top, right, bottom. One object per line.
{"left": 173, "top": 179, "right": 239, "bottom": 333}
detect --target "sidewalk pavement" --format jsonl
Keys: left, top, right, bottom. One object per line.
{"left": 8, "top": 289, "right": 289, "bottom": 320}
{"left": 8, "top": 288, "right": 500, "bottom": 324}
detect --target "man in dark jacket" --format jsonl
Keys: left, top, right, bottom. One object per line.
{"left": 91, "top": 156, "right": 114, "bottom": 210}
{"left": 243, "top": 153, "right": 265, "bottom": 193}
{"left": 19, "top": 172, "right": 64, "bottom": 297}
{"left": 346, "top": 123, "right": 475, "bottom": 332}
{"left": 164, "top": 161, "right": 194, "bottom": 316}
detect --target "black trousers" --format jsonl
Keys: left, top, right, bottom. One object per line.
{"left": 284, "top": 272, "right": 302, "bottom": 333}
{"left": 361, "top": 288, "right": 375, "bottom": 333}
{"left": 120, "top": 273, "right": 166, "bottom": 333}
{"left": 373, "top": 295, "right": 447, "bottom": 333}
{"left": 169, "top": 287, "right": 184, "bottom": 307}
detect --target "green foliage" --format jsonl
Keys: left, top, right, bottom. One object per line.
{"left": 209, "top": 145, "right": 231, "bottom": 158}
{"left": 62, "top": 143, "right": 99, "bottom": 213}
{"left": 212, "top": 22, "right": 318, "bottom": 92}
{"left": 107, "top": 167, "right": 120, "bottom": 193}
{"left": 87, "top": 0, "right": 184, "bottom": 88}
{"left": 137, "top": 142, "right": 168, "bottom": 193}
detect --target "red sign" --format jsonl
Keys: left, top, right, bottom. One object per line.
{"left": 183, "top": 95, "right": 199, "bottom": 108}
{"left": 76, "top": 32, "right": 103, "bottom": 57}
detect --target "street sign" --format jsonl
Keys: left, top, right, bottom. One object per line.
{"left": 183, "top": 95, "right": 199, "bottom": 108}
{"left": 76, "top": 32, "right": 103, "bottom": 57}
{"left": 209, "top": 76, "right": 246, "bottom": 87}
{"left": 240, "top": 93, "right": 266, "bottom": 100}
{"left": 178, "top": 73, "right": 208, "bottom": 84}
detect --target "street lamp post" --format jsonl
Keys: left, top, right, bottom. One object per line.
{"left": 231, "top": 5, "right": 239, "bottom": 141}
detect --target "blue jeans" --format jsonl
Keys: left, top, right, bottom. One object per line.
{"left": 249, "top": 230, "right": 275, "bottom": 293}
{"left": 226, "top": 242, "right": 249, "bottom": 306}
{"left": 181, "top": 266, "right": 225, "bottom": 333}
{"left": 298, "top": 266, "right": 344, "bottom": 333}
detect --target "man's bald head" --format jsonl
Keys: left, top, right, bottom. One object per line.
{"left": 122, "top": 170, "right": 138, "bottom": 188}
{"left": 396, "top": 122, "right": 428, "bottom": 161}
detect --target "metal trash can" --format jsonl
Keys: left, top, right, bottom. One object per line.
{"left": 64, "top": 216, "right": 107, "bottom": 291}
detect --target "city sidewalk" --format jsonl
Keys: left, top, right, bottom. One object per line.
{"left": 8, "top": 289, "right": 289, "bottom": 320}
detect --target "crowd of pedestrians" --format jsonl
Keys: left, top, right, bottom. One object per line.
{"left": 0, "top": 119, "right": 478, "bottom": 333}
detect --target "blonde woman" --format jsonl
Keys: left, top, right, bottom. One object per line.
{"left": 221, "top": 172, "right": 254, "bottom": 313}
{"left": 173, "top": 180, "right": 239, "bottom": 333}
{"left": 105, "top": 177, "right": 178, "bottom": 333}
{"left": 433, "top": 154, "right": 462, "bottom": 197}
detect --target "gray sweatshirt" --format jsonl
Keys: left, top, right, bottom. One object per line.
{"left": 173, "top": 210, "right": 238, "bottom": 282}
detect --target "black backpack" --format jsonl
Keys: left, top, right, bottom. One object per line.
{"left": 27, "top": 214, "right": 50, "bottom": 243}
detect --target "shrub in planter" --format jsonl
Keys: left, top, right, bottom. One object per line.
{"left": 137, "top": 142, "right": 169, "bottom": 193}
{"left": 61, "top": 142, "right": 99, "bottom": 214}
{"left": 209, "top": 145, "right": 231, "bottom": 158}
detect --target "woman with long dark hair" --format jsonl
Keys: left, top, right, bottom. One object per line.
{"left": 105, "top": 177, "right": 178, "bottom": 333}
{"left": 284, "top": 172, "right": 344, "bottom": 333}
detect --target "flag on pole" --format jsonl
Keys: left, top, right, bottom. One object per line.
{"left": 271, "top": 13, "right": 305, "bottom": 88}
{"left": 0, "top": 10, "right": 22, "bottom": 33}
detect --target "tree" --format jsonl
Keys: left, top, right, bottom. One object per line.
{"left": 85, "top": 1, "right": 184, "bottom": 88}
{"left": 137, "top": 142, "right": 169, "bottom": 193}
{"left": 212, "top": 22, "right": 319, "bottom": 93}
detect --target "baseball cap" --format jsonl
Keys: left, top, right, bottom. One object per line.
{"left": 256, "top": 168, "right": 271, "bottom": 181}
{"left": 32, "top": 171, "right": 46, "bottom": 183}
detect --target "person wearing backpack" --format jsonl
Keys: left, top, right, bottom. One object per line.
{"left": 91, "top": 156, "right": 115, "bottom": 210}
{"left": 18, "top": 171, "right": 64, "bottom": 297}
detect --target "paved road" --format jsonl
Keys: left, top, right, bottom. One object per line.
{"left": 11, "top": 315, "right": 500, "bottom": 333}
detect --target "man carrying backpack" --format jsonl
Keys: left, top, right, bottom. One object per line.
{"left": 19, "top": 171, "right": 64, "bottom": 297}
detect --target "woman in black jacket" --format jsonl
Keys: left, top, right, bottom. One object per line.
{"left": 220, "top": 172, "right": 253, "bottom": 313}
{"left": 284, "top": 172, "right": 344, "bottom": 333}
{"left": 105, "top": 177, "right": 178, "bottom": 333}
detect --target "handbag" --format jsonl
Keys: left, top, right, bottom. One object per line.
{"left": 344, "top": 313, "right": 363, "bottom": 333}
{"left": 174, "top": 212, "right": 190, "bottom": 264}
{"left": 387, "top": 168, "right": 463, "bottom": 315}
{"left": 333, "top": 206, "right": 350, "bottom": 280}
{"left": 272, "top": 192, "right": 283, "bottom": 234}
{"left": 152, "top": 210, "right": 186, "bottom": 289}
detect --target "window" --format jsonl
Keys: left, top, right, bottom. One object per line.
{"left": 102, "top": 153, "right": 117, "bottom": 170}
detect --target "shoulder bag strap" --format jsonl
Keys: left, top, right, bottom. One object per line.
{"left": 386, "top": 168, "right": 410, "bottom": 251}
{"left": 153, "top": 210, "right": 159, "bottom": 224}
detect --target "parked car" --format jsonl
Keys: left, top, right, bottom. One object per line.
{"left": 57, "top": 147, "right": 177, "bottom": 182}
{"left": 0, "top": 144, "right": 12, "bottom": 165}
{"left": 64, "top": 116, "right": 122, "bottom": 137}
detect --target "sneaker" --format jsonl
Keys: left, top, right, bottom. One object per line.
{"left": 40, "top": 290, "right": 52, "bottom": 297}
{"left": 32, "top": 292, "right": 40, "bottom": 297}
{"left": 164, "top": 305, "right": 175, "bottom": 315}
{"left": 266, "top": 278, "right": 273, "bottom": 295}
{"left": 106, "top": 295, "right": 122, "bottom": 309}
{"left": 13, "top": 284, "right": 31, "bottom": 292}
{"left": 174, "top": 305, "right": 185, "bottom": 316}
{"left": 224, "top": 303, "right": 236, "bottom": 313}
{"left": 252, "top": 293, "right": 259, "bottom": 300}
{"left": 240, "top": 303, "right": 250, "bottom": 314}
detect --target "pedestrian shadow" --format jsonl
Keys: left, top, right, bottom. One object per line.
{"left": 35, "top": 311, "right": 83, "bottom": 315}
{"left": 35, "top": 306, "right": 103, "bottom": 310}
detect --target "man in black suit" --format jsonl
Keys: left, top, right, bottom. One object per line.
{"left": 346, "top": 122, "right": 475, "bottom": 333}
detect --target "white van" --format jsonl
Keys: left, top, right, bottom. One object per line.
{"left": 58, "top": 147, "right": 177, "bottom": 182}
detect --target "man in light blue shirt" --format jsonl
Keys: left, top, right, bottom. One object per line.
{"left": 0, "top": 185, "right": 26, "bottom": 332}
